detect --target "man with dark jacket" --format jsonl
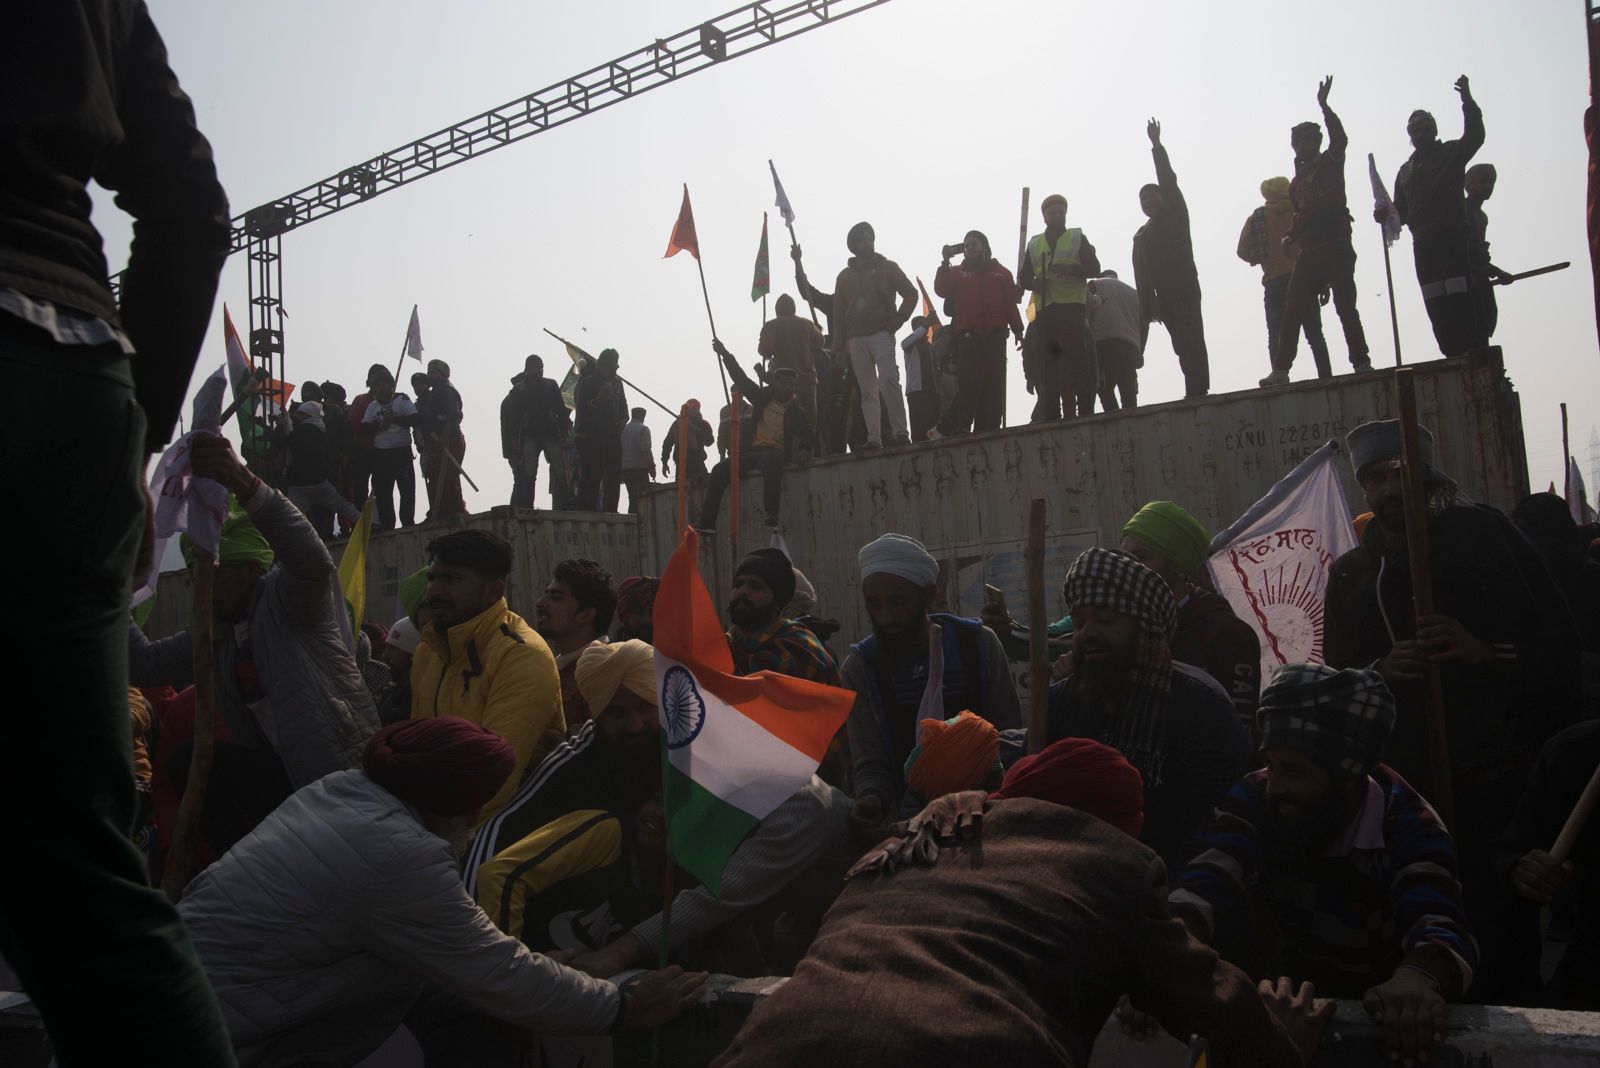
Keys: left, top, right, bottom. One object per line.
{"left": 282, "top": 401, "right": 362, "bottom": 540}
{"left": 661, "top": 399, "right": 715, "bottom": 486}
{"left": 932, "top": 230, "right": 1024, "bottom": 435}
{"left": 1324, "top": 419, "right": 1579, "bottom": 1004}
{"left": 1133, "top": 120, "right": 1210, "bottom": 398}
{"left": 2, "top": 3, "right": 236, "bottom": 1060}
{"left": 1260, "top": 76, "right": 1372, "bottom": 387}
{"left": 758, "top": 293, "right": 826, "bottom": 445}
{"left": 574, "top": 348, "right": 628, "bottom": 511}
{"left": 1386, "top": 76, "right": 1487, "bottom": 357}
{"left": 501, "top": 353, "right": 570, "bottom": 509}
{"left": 697, "top": 339, "right": 813, "bottom": 532}
{"left": 1120, "top": 501, "right": 1262, "bottom": 732}
{"left": 417, "top": 358, "right": 467, "bottom": 518}
{"left": 831, "top": 222, "right": 918, "bottom": 450}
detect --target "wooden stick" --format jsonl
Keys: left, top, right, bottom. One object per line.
{"left": 162, "top": 549, "right": 217, "bottom": 900}
{"left": 541, "top": 328, "right": 679, "bottom": 419}
{"left": 1553, "top": 762, "right": 1600, "bottom": 861}
{"left": 1015, "top": 187, "right": 1032, "bottom": 282}
{"left": 730, "top": 388, "right": 741, "bottom": 558}
{"left": 1025, "top": 498, "right": 1049, "bottom": 755}
{"left": 785, "top": 222, "right": 823, "bottom": 330}
{"left": 695, "top": 257, "right": 731, "bottom": 405}
{"left": 677, "top": 403, "right": 689, "bottom": 538}
{"left": 1395, "top": 370, "right": 1453, "bottom": 826}
{"left": 1563, "top": 402, "right": 1573, "bottom": 505}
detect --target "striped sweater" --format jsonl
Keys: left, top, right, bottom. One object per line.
{"left": 1169, "top": 764, "right": 1477, "bottom": 999}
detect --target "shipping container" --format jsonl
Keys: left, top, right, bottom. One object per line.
{"left": 150, "top": 353, "right": 1524, "bottom": 653}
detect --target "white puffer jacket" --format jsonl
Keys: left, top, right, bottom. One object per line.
{"left": 179, "top": 770, "right": 619, "bottom": 1066}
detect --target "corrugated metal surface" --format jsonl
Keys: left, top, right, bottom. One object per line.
{"left": 147, "top": 508, "right": 643, "bottom": 638}
{"left": 637, "top": 353, "right": 1526, "bottom": 648}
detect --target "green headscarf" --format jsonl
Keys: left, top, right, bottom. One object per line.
{"left": 1121, "top": 501, "right": 1212, "bottom": 577}
{"left": 399, "top": 566, "right": 430, "bottom": 620}
{"left": 180, "top": 499, "right": 274, "bottom": 571}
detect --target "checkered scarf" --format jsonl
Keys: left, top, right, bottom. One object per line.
{"left": 1257, "top": 664, "right": 1396, "bottom": 777}
{"left": 1062, "top": 548, "right": 1177, "bottom": 787}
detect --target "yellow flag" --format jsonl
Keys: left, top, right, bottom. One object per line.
{"left": 338, "top": 498, "right": 376, "bottom": 632}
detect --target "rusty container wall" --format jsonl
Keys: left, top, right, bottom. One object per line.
{"left": 639, "top": 354, "right": 1525, "bottom": 649}
{"left": 147, "top": 508, "right": 644, "bottom": 639}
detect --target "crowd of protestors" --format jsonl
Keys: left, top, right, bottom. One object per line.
{"left": 6, "top": 2, "right": 1587, "bottom": 1065}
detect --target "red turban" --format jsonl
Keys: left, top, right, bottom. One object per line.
{"left": 363, "top": 717, "right": 516, "bottom": 817}
{"left": 990, "top": 737, "right": 1145, "bottom": 838}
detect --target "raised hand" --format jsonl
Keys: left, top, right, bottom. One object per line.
{"left": 1455, "top": 75, "right": 1473, "bottom": 103}
{"left": 1318, "top": 75, "right": 1333, "bottom": 107}
{"left": 1146, "top": 118, "right": 1162, "bottom": 146}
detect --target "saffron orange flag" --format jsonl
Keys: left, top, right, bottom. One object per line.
{"left": 916, "top": 276, "right": 941, "bottom": 343}
{"left": 664, "top": 183, "right": 700, "bottom": 260}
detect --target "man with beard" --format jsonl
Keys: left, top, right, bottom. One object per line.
{"left": 727, "top": 548, "right": 849, "bottom": 789}
{"left": 1046, "top": 547, "right": 1251, "bottom": 866}
{"left": 1167, "top": 664, "right": 1475, "bottom": 1067}
{"left": 1324, "top": 419, "right": 1578, "bottom": 1004}
{"left": 535, "top": 558, "right": 616, "bottom": 730}
{"left": 181, "top": 716, "right": 706, "bottom": 1063}
{"left": 410, "top": 529, "right": 566, "bottom": 830}
{"left": 1120, "top": 501, "right": 1262, "bottom": 732}
{"left": 842, "top": 533, "right": 1021, "bottom": 834}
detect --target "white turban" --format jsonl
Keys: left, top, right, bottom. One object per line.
{"left": 858, "top": 533, "right": 939, "bottom": 588}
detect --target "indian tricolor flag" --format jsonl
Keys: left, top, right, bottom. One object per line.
{"left": 653, "top": 530, "right": 853, "bottom": 896}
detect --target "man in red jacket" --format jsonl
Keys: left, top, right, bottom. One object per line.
{"left": 930, "top": 231, "right": 1024, "bottom": 437}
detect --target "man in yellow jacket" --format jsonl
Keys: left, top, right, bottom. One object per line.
{"left": 411, "top": 529, "right": 566, "bottom": 826}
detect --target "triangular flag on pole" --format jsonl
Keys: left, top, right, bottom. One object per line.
{"left": 652, "top": 530, "right": 853, "bottom": 896}
{"left": 404, "top": 305, "right": 424, "bottom": 362}
{"left": 751, "top": 213, "right": 771, "bottom": 303}
{"left": 664, "top": 184, "right": 700, "bottom": 260}
{"left": 338, "top": 498, "right": 376, "bottom": 633}
{"left": 916, "top": 277, "right": 941, "bottom": 343}
{"left": 769, "top": 160, "right": 795, "bottom": 227}
{"left": 1369, "top": 153, "right": 1402, "bottom": 248}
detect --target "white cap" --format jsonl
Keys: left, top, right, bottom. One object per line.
{"left": 387, "top": 616, "right": 422, "bottom": 655}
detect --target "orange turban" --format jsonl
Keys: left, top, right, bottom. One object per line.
{"left": 903, "top": 711, "right": 1002, "bottom": 800}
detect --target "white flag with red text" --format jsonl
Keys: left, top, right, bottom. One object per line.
{"left": 1206, "top": 441, "right": 1358, "bottom": 683}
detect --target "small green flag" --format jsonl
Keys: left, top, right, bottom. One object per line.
{"left": 559, "top": 339, "right": 595, "bottom": 412}
{"left": 750, "top": 212, "right": 770, "bottom": 303}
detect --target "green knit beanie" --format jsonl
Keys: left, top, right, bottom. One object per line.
{"left": 1121, "top": 501, "right": 1211, "bottom": 577}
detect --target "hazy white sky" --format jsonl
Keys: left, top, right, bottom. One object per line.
{"left": 96, "top": 0, "right": 1598, "bottom": 509}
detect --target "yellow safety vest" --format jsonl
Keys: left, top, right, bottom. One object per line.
{"left": 1028, "top": 228, "right": 1087, "bottom": 309}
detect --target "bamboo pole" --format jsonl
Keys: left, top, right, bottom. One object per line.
{"left": 1395, "top": 369, "right": 1453, "bottom": 826}
{"left": 1553, "top": 762, "right": 1600, "bottom": 861}
{"left": 730, "top": 388, "right": 741, "bottom": 558}
{"left": 1026, "top": 499, "right": 1050, "bottom": 755}
{"left": 162, "top": 550, "right": 216, "bottom": 900}
{"left": 677, "top": 403, "right": 689, "bottom": 539}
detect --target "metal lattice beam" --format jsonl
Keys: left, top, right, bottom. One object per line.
{"left": 223, "top": 0, "right": 890, "bottom": 251}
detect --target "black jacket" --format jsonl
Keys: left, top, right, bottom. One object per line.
{"left": 1, "top": 0, "right": 230, "bottom": 451}
{"left": 1324, "top": 504, "right": 1580, "bottom": 787}
{"left": 718, "top": 347, "right": 812, "bottom": 462}
{"left": 1131, "top": 144, "right": 1200, "bottom": 320}
{"left": 499, "top": 372, "right": 569, "bottom": 457}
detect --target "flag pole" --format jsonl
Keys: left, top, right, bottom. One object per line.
{"left": 1564, "top": 402, "right": 1574, "bottom": 504}
{"left": 1015, "top": 186, "right": 1031, "bottom": 281}
{"left": 1025, "top": 499, "right": 1050, "bottom": 755}
{"left": 163, "top": 549, "right": 216, "bottom": 900}
{"left": 393, "top": 303, "right": 417, "bottom": 382}
{"left": 677, "top": 404, "right": 690, "bottom": 537}
{"left": 730, "top": 388, "right": 741, "bottom": 560}
{"left": 697, "top": 256, "right": 731, "bottom": 405}
{"left": 1380, "top": 224, "right": 1403, "bottom": 367}
{"left": 541, "top": 328, "right": 679, "bottom": 419}
{"left": 785, "top": 221, "right": 823, "bottom": 331}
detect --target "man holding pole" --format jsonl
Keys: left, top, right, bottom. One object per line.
{"left": 1019, "top": 196, "right": 1101, "bottom": 421}
{"left": 1385, "top": 76, "right": 1488, "bottom": 357}
{"left": 758, "top": 293, "right": 826, "bottom": 444}
{"left": 1259, "top": 76, "right": 1372, "bottom": 387}
{"left": 417, "top": 358, "right": 467, "bottom": 519}
{"left": 1324, "top": 419, "right": 1579, "bottom": 1004}
{"left": 697, "top": 339, "right": 811, "bottom": 533}
{"left": 574, "top": 348, "right": 628, "bottom": 512}
{"left": 831, "top": 222, "right": 918, "bottom": 451}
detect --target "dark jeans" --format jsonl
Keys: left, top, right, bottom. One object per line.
{"left": 1414, "top": 229, "right": 1489, "bottom": 357}
{"left": 1153, "top": 291, "right": 1210, "bottom": 396}
{"left": 1028, "top": 303, "right": 1095, "bottom": 421}
{"left": 937, "top": 329, "right": 1006, "bottom": 434}
{"left": 1270, "top": 241, "right": 1367, "bottom": 375}
{"left": 622, "top": 469, "right": 650, "bottom": 514}
{"left": 1095, "top": 338, "right": 1140, "bottom": 411}
{"left": 0, "top": 318, "right": 236, "bottom": 1064}
{"left": 368, "top": 445, "right": 416, "bottom": 529}
{"left": 576, "top": 431, "right": 622, "bottom": 512}
{"left": 1265, "top": 275, "right": 1332, "bottom": 378}
{"left": 700, "top": 446, "right": 785, "bottom": 528}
